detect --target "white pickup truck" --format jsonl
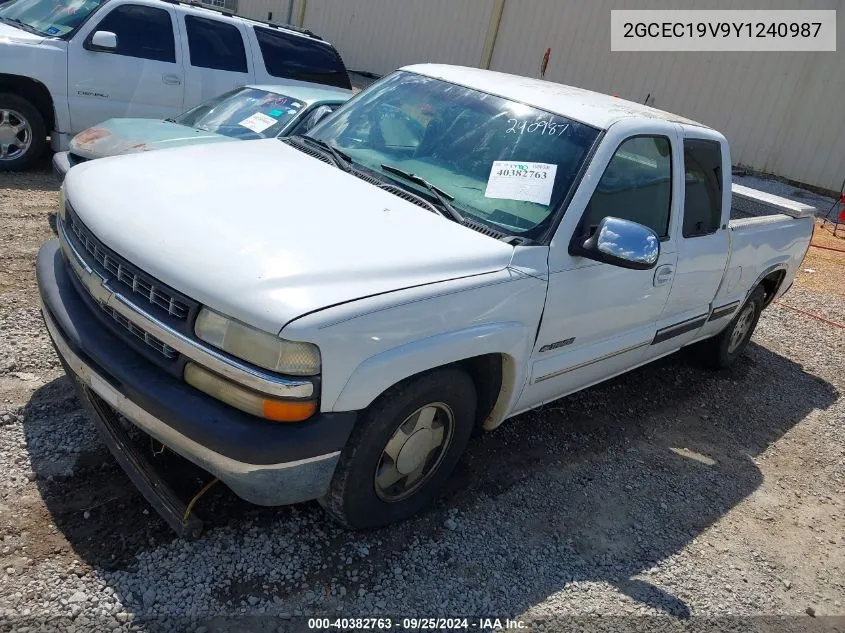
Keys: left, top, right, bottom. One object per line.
{"left": 0, "top": 0, "right": 350, "bottom": 170}
{"left": 37, "top": 64, "right": 814, "bottom": 533}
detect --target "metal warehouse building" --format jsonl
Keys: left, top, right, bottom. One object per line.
{"left": 229, "top": 0, "right": 843, "bottom": 193}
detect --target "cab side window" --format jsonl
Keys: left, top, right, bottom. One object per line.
{"left": 582, "top": 136, "right": 672, "bottom": 238}
{"left": 91, "top": 5, "right": 176, "bottom": 63}
{"left": 288, "top": 103, "right": 342, "bottom": 137}
{"left": 683, "top": 139, "right": 723, "bottom": 237}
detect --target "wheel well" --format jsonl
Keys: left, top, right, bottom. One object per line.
{"left": 457, "top": 354, "right": 503, "bottom": 428}
{"left": 363, "top": 353, "right": 509, "bottom": 430}
{"left": 759, "top": 270, "right": 786, "bottom": 307}
{"left": 0, "top": 75, "right": 56, "bottom": 132}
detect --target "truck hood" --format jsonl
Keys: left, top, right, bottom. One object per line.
{"left": 65, "top": 139, "right": 515, "bottom": 334}
{"left": 0, "top": 21, "right": 46, "bottom": 44}
{"left": 69, "top": 119, "right": 233, "bottom": 159}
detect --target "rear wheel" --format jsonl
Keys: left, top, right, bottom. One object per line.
{"left": 320, "top": 367, "right": 476, "bottom": 529}
{"left": 0, "top": 93, "right": 46, "bottom": 172}
{"left": 697, "top": 285, "right": 765, "bottom": 369}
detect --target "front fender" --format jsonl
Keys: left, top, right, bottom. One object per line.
{"left": 0, "top": 40, "right": 70, "bottom": 135}
{"left": 331, "top": 321, "right": 532, "bottom": 416}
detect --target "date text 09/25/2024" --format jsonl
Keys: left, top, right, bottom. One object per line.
{"left": 307, "top": 617, "right": 527, "bottom": 630}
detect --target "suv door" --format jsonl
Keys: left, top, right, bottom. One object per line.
{"left": 516, "top": 124, "right": 681, "bottom": 411}
{"left": 67, "top": 2, "right": 184, "bottom": 133}
{"left": 179, "top": 14, "right": 254, "bottom": 109}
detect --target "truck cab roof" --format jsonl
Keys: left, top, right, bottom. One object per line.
{"left": 403, "top": 63, "right": 710, "bottom": 131}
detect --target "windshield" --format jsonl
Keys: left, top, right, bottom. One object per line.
{"left": 0, "top": 0, "right": 106, "bottom": 37}
{"left": 309, "top": 71, "right": 600, "bottom": 238}
{"left": 175, "top": 88, "right": 307, "bottom": 140}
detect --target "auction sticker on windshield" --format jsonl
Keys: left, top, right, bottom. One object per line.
{"left": 238, "top": 112, "right": 278, "bottom": 134}
{"left": 485, "top": 161, "right": 557, "bottom": 205}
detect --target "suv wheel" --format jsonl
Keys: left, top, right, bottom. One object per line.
{"left": 320, "top": 367, "right": 476, "bottom": 529}
{"left": 0, "top": 94, "right": 47, "bottom": 171}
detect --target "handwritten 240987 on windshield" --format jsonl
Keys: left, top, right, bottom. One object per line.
{"left": 506, "top": 119, "right": 570, "bottom": 136}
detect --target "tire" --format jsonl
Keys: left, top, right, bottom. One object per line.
{"left": 319, "top": 367, "right": 477, "bottom": 529}
{"left": 697, "top": 285, "right": 766, "bottom": 369}
{"left": 0, "top": 93, "right": 47, "bottom": 172}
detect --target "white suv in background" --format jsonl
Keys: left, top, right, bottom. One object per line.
{"left": 0, "top": 0, "right": 351, "bottom": 170}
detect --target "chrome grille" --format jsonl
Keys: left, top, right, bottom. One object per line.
{"left": 65, "top": 210, "right": 191, "bottom": 320}
{"left": 98, "top": 303, "right": 178, "bottom": 360}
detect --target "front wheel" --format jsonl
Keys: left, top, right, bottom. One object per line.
{"left": 0, "top": 93, "right": 47, "bottom": 172}
{"left": 319, "top": 367, "right": 476, "bottom": 529}
{"left": 697, "top": 285, "right": 765, "bottom": 369}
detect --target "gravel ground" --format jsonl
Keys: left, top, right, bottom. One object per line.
{"left": 1, "top": 161, "right": 843, "bottom": 633}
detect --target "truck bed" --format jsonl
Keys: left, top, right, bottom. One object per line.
{"left": 730, "top": 183, "right": 817, "bottom": 224}
{"left": 716, "top": 184, "right": 815, "bottom": 307}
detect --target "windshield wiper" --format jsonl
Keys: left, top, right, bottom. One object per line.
{"left": 293, "top": 135, "right": 352, "bottom": 172}
{"left": 0, "top": 16, "right": 44, "bottom": 35}
{"left": 379, "top": 164, "right": 463, "bottom": 223}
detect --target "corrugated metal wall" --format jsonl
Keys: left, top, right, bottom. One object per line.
{"left": 487, "top": 0, "right": 845, "bottom": 192}
{"left": 300, "top": 0, "right": 498, "bottom": 74}
{"left": 236, "top": 0, "right": 845, "bottom": 191}
{"left": 238, "top": 0, "right": 297, "bottom": 22}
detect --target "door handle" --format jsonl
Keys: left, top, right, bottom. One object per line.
{"left": 162, "top": 74, "right": 182, "bottom": 85}
{"left": 654, "top": 264, "right": 674, "bottom": 287}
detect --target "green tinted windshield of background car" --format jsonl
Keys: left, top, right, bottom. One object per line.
{"left": 176, "top": 88, "right": 307, "bottom": 140}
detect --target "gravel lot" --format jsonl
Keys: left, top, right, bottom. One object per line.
{"left": 1, "top": 160, "right": 843, "bottom": 633}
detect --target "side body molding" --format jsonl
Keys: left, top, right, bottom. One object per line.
{"left": 332, "top": 321, "right": 532, "bottom": 420}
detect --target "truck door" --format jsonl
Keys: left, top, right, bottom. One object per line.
{"left": 67, "top": 2, "right": 185, "bottom": 133}
{"left": 177, "top": 14, "right": 255, "bottom": 111}
{"left": 516, "top": 122, "right": 682, "bottom": 411}
{"left": 648, "top": 133, "right": 731, "bottom": 358}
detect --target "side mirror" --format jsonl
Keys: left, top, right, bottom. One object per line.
{"left": 89, "top": 31, "right": 118, "bottom": 51}
{"left": 302, "top": 105, "right": 334, "bottom": 132}
{"left": 576, "top": 216, "right": 660, "bottom": 270}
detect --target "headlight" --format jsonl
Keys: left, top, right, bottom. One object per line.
{"left": 194, "top": 308, "right": 320, "bottom": 376}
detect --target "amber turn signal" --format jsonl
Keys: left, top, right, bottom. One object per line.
{"left": 261, "top": 398, "right": 316, "bottom": 422}
{"left": 184, "top": 362, "right": 316, "bottom": 422}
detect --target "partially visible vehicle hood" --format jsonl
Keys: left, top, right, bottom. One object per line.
{"left": 0, "top": 22, "right": 46, "bottom": 44}
{"left": 64, "top": 139, "right": 515, "bottom": 334}
{"left": 69, "top": 119, "right": 233, "bottom": 159}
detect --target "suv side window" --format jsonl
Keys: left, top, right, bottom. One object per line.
{"left": 253, "top": 26, "right": 352, "bottom": 89}
{"left": 91, "top": 5, "right": 176, "bottom": 63}
{"left": 582, "top": 136, "right": 672, "bottom": 238}
{"left": 185, "top": 15, "right": 248, "bottom": 73}
{"left": 683, "top": 139, "right": 723, "bottom": 237}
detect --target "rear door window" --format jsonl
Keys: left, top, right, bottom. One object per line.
{"left": 253, "top": 26, "right": 351, "bottom": 89}
{"left": 682, "top": 139, "right": 723, "bottom": 237}
{"left": 185, "top": 15, "right": 248, "bottom": 73}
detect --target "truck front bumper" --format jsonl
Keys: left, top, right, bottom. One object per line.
{"left": 37, "top": 240, "right": 356, "bottom": 512}
{"left": 52, "top": 151, "right": 71, "bottom": 181}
